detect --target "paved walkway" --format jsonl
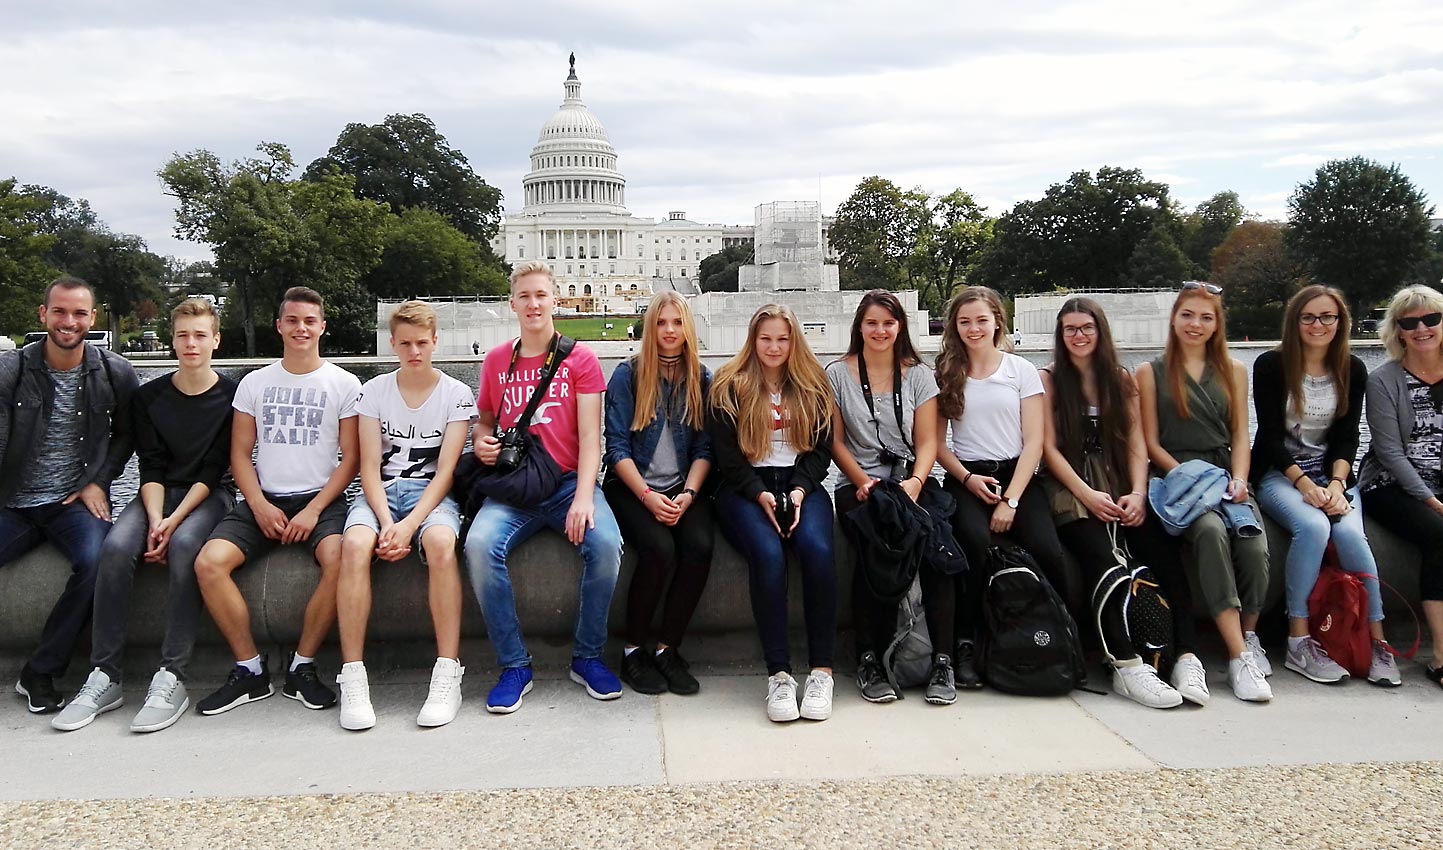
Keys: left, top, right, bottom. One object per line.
{"left": 2, "top": 655, "right": 1440, "bottom": 847}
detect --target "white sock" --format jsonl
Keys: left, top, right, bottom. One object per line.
{"left": 290, "top": 653, "right": 315, "bottom": 672}
{"left": 623, "top": 646, "right": 637, "bottom": 657}
{"left": 1287, "top": 635, "right": 1309, "bottom": 652}
{"left": 238, "top": 655, "right": 263, "bottom": 675}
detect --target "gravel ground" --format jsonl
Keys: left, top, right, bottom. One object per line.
{"left": 4, "top": 761, "right": 1438, "bottom": 849}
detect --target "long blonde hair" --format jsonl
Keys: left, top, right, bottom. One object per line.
{"left": 935, "top": 286, "right": 1014, "bottom": 420}
{"left": 1164, "top": 288, "right": 1237, "bottom": 419}
{"left": 631, "top": 291, "right": 705, "bottom": 432}
{"left": 710, "top": 304, "right": 834, "bottom": 463}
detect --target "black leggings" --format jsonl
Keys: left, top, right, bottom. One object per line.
{"left": 603, "top": 478, "right": 716, "bottom": 649}
{"left": 1055, "top": 517, "right": 1142, "bottom": 662}
{"left": 836, "top": 484, "right": 955, "bottom": 661}
{"left": 1361, "top": 483, "right": 1443, "bottom": 601}
{"left": 1118, "top": 508, "right": 1202, "bottom": 658}
{"left": 943, "top": 462, "right": 1075, "bottom": 643}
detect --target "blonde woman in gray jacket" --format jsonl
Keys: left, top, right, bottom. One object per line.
{"left": 1358, "top": 284, "right": 1443, "bottom": 688}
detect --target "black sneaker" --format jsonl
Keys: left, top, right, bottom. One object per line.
{"left": 197, "top": 661, "right": 274, "bottom": 716}
{"left": 855, "top": 651, "right": 898, "bottom": 703}
{"left": 620, "top": 649, "right": 667, "bottom": 695}
{"left": 282, "top": 656, "right": 336, "bottom": 709}
{"left": 15, "top": 664, "right": 65, "bottom": 714}
{"left": 654, "top": 647, "right": 700, "bottom": 696}
{"left": 954, "top": 640, "right": 983, "bottom": 690}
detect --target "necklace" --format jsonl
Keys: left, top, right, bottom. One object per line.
{"left": 658, "top": 353, "right": 682, "bottom": 366}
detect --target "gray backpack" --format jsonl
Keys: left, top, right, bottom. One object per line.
{"left": 882, "top": 576, "right": 933, "bottom": 692}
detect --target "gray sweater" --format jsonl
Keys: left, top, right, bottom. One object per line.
{"left": 1358, "top": 359, "right": 1435, "bottom": 501}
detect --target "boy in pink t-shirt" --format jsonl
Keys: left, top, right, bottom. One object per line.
{"left": 464, "top": 261, "right": 623, "bottom": 714}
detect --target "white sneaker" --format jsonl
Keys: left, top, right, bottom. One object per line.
{"left": 1284, "top": 637, "right": 1348, "bottom": 684}
{"left": 337, "top": 662, "right": 376, "bottom": 731}
{"left": 800, "top": 669, "right": 834, "bottom": 721}
{"left": 1112, "top": 660, "right": 1183, "bottom": 709}
{"left": 1169, "top": 653, "right": 1210, "bottom": 706}
{"left": 765, "top": 672, "right": 800, "bottom": 722}
{"left": 1243, "top": 631, "right": 1273, "bottom": 676}
{"left": 1228, "top": 651, "right": 1274, "bottom": 702}
{"left": 417, "top": 658, "right": 464, "bottom": 727}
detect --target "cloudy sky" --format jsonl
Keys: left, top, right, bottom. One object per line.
{"left": 3, "top": 0, "right": 1440, "bottom": 261}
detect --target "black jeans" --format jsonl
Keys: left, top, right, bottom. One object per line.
{"left": 91, "top": 488, "right": 233, "bottom": 681}
{"left": 603, "top": 478, "right": 716, "bottom": 649}
{"left": 1056, "top": 517, "right": 1142, "bottom": 662}
{"left": 944, "top": 460, "right": 1075, "bottom": 643}
{"left": 1361, "top": 483, "right": 1443, "bottom": 601}
{"left": 1120, "top": 508, "right": 1202, "bottom": 658}
{"left": 836, "top": 483, "right": 955, "bottom": 661}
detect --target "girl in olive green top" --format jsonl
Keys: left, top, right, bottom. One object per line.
{"left": 1136, "top": 284, "right": 1271, "bottom": 704}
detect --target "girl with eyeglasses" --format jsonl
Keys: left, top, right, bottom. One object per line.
{"left": 934, "top": 286, "right": 1074, "bottom": 690}
{"left": 1358, "top": 284, "right": 1443, "bottom": 689}
{"left": 1254, "top": 286, "right": 1400, "bottom": 686}
{"left": 1136, "top": 283, "right": 1272, "bottom": 703}
{"left": 1038, "top": 298, "right": 1183, "bottom": 709}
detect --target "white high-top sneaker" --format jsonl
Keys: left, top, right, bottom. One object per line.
{"left": 337, "top": 662, "right": 376, "bottom": 731}
{"left": 417, "top": 658, "right": 465, "bottom": 727}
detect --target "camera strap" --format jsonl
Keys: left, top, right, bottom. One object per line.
{"left": 858, "top": 353, "right": 913, "bottom": 456}
{"left": 504, "top": 332, "right": 576, "bottom": 435}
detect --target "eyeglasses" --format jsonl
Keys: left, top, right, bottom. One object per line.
{"left": 1181, "top": 282, "right": 1223, "bottom": 296}
{"left": 1299, "top": 313, "right": 1340, "bottom": 326}
{"left": 1397, "top": 312, "right": 1443, "bottom": 331}
{"left": 1061, "top": 324, "right": 1098, "bottom": 338}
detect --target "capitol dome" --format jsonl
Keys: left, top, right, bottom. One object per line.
{"left": 521, "top": 56, "right": 628, "bottom": 212}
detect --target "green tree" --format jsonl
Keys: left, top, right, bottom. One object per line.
{"left": 1405, "top": 228, "right": 1443, "bottom": 289}
{"left": 304, "top": 114, "right": 504, "bottom": 244}
{"left": 1179, "top": 191, "right": 1245, "bottom": 276}
{"left": 1126, "top": 226, "right": 1192, "bottom": 288}
{"left": 697, "top": 244, "right": 752, "bottom": 292}
{"left": 1287, "top": 156, "right": 1435, "bottom": 314}
{"left": 363, "top": 207, "right": 504, "bottom": 300}
{"left": 0, "top": 178, "right": 56, "bottom": 330}
{"left": 975, "top": 166, "right": 1181, "bottom": 294}
{"left": 830, "top": 176, "right": 930, "bottom": 291}
{"left": 1210, "top": 221, "right": 1303, "bottom": 340}
{"left": 905, "top": 189, "right": 992, "bottom": 312}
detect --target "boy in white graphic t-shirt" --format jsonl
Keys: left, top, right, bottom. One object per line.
{"left": 334, "top": 301, "right": 475, "bottom": 731}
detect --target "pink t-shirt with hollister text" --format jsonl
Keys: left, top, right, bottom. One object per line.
{"left": 476, "top": 338, "right": 606, "bottom": 472}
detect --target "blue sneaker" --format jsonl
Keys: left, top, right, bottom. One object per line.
{"left": 486, "top": 666, "right": 534, "bottom": 714}
{"left": 570, "top": 657, "right": 623, "bottom": 700}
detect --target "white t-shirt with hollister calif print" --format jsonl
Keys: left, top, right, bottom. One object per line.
{"left": 355, "top": 370, "right": 476, "bottom": 483}
{"left": 476, "top": 339, "right": 606, "bottom": 473}
{"left": 233, "top": 360, "right": 361, "bottom": 498}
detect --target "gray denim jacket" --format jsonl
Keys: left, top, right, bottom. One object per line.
{"left": 0, "top": 341, "right": 139, "bottom": 505}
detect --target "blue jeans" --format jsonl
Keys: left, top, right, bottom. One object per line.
{"left": 463, "top": 475, "right": 622, "bottom": 668}
{"left": 1256, "top": 471, "right": 1382, "bottom": 622}
{"left": 0, "top": 501, "right": 113, "bottom": 676}
{"left": 716, "top": 483, "right": 836, "bottom": 675}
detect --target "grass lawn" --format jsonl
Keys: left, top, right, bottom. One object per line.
{"left": 554, "top": 317, "right": 637, "bottom": 341}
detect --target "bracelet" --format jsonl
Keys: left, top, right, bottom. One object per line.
{"left": 1329, "top": 477, "right": 1347, "bottom": 487}
{"left": 641, "top": 487, "right": 653, "bottom": 499}
{"left": 902, "top": 475, "right": 921, "bottom": 485}
{"left": 962, "top": 471, "right": 973, "bottom": 485}
{"left": 1288, "top": 471, "right": 1305, "bottom": 486}
{"left": 682, "top": 488, "right": 698, "bottom": 498}
{"left": 1129, "top": 491, "right": 1143, "bottom": 497}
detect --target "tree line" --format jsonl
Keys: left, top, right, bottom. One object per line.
{"left": 813, "top": 159, "right": 1439, "bottom": 338}
{"left": 1, "top": 114, "right": 509, "bottom": 354}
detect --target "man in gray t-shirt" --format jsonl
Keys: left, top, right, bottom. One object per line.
{"left": 0, "top": 277, "right": 138, "bottom": 715}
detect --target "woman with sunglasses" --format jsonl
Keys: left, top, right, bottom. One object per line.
{"left": 1039, "top": 298, "right": 1183, "bottom": 709}
{"left": 1359, "top": 285, "right": 1443, "bottom": 689}
{"left": 1254, "top": 286, "right": 1399, "bottom": 686}
{"left": 1136, "top": 282, "right": 1271, "bottom": 703}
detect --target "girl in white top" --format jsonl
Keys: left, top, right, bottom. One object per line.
{"left": 934, "top": 286, "right": 1074, "bottom": 688}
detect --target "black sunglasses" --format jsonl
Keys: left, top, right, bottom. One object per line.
{"left": 1397, "top": 312, "right": 1443, "bottom": 331}
{"left": 1181, "top": 282, "right": 1223, "bottom": 296}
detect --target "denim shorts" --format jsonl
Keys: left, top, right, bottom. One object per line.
{"left": 345, "top": 477, "right": 462, "bottom": 543}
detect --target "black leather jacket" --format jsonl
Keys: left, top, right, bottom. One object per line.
{"left": 0, "top": 341, "right": 139, "bottom": 505}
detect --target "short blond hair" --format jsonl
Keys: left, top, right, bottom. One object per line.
{"left": 1380, "top": 284, "right": 1443, "bottom": 360}
{"left": 171, "top": 297, "right": 220, "bottom": 333}
{"left": 509, "top": 260, "right": 555, "bottom": 289}
{"left": 388, "top": 300, "right": 437, "bottom": 335}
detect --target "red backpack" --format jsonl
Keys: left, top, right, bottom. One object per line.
{"left": 1307, "top": 544, "right": 1418, "bottom": 677}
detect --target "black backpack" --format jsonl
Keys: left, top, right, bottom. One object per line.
{"left": 1090, "top": 525, "right": 1174, "bottom": 670}
{"left": 978, "top": 544, "right": 1088, "bottom": 696}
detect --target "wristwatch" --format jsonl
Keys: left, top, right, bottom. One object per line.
{"left": 1006, "top": 497, "right": 1019, "bottom": 509}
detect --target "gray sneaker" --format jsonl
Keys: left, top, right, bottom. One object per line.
{"left": 1366, "top": 641, "right": 1402, "bottom": 688}
{"left": 925, "top": 655, "right": 957, "bottom": 705}
{"left": 855, "top": 651, "right": 898, "bottom": 703}
{"left": 130, "top": 668, "right": 190, "bottom": 733}
{"left": 51, "top": 668, "right": 123, "bottom": 731}
{"left": 1284, "top": 637, "right": 1348, "bottom": 684}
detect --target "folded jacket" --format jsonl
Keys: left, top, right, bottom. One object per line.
{"left": 1147, "top": 459, "right": 1261, "bottom": 538}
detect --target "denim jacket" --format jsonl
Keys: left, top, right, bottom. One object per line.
{"left": 0, "top": 341, "right": 139, "bottom": 505}
{"left": 603, "top": 359, "right": 711, "bottom": 476}
{"left": 1147, "top": 459, "right": 1261, "bottom": 538}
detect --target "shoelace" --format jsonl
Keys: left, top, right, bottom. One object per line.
{"left": 929, "top": 663, "right": 954, "bottom": 689}
{"left": 768, "top": 677, "right": 794, "bottom": 702}
{"left": 75, "top": 675, "right": 110, "bottom": 704}
{"left": 1243, "top": 653, "right": 1267, "bottom": 684}
{"left": 340, "top": 673, "right": 371, "bottom": 706}
{"left": 804, "top": 676, "right": 829, "bottom": 701}
{"left": 1131, "top": 668, "right": 1173, "bottom": 697}
{"left": 143, "top": 676, "right": 178, "bottom": 709}
{"left": 1178, "top": 660, "right": 1207, "bottom": 691}
{"left": 1372, "top": 643, "right": 1395, "bottom": 667}
{"left": 426, "top": 669, "right": 460, "bottom": 703}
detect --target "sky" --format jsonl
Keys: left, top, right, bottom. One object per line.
{"left": 3, "top": 0, "right": 1441, "bottom": 262}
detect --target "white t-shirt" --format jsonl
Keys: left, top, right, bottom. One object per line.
{"left": 234, "top": 360, "right": 362, "bottom": 497}
{"left": 948, "top": 352, "right": 1043, "bottom": 462}
{"left": 758, "top": 392, "right": 800, "bottom": 468}
{"left": 356, "top": 370, "right": 476, "bottom": 483}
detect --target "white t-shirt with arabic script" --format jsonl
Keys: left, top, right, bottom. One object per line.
{"left": 356, "top": 370, "right": 476, "bottom": 483}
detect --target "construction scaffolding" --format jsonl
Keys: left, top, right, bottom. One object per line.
{"left": 739, "top": 202, "right": 837, "bottom": 292}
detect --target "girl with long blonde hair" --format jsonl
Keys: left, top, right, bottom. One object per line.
{"left": 603, "top": 292, "right": 715, "bottom": 696}
{"left": 709, "top": 304, "right": 837, "bottom": 723}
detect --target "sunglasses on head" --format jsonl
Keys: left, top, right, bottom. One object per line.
{"left": 1397, "top": 312, "right": 1443, "bottom": 331}
{"left": 1181, "top": 282, "right": 1223, "bottom": 296}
